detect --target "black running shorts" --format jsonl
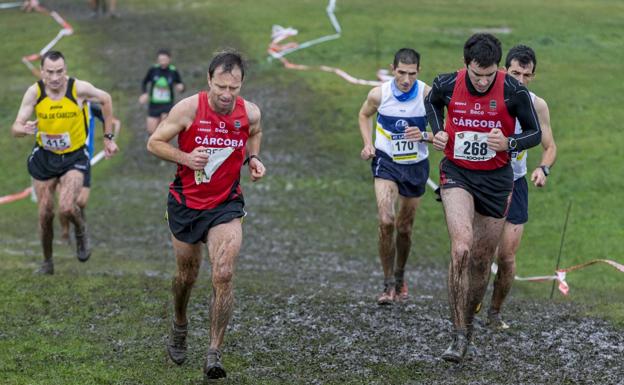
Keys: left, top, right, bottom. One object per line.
{"left": 439, "top": 157, "right": 513, "bottom": 219}
{"left": 166, "top": 193, "right": 246, "bottom": 244}
{"left": 27, "top": 146, "right": 90, "bottom": 182}
{"left": 148, "top": 103, "right": 173, "bottom": 118}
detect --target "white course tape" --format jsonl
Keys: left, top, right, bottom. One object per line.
{"left": 267, "top": 0, "right": 438, "bottom": 191}
{"left": 0, "top": 2, "right": 22, "bottom": 9}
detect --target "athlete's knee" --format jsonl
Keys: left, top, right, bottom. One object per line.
{"left": 497, "top": 253, "right": 516, "bottom": 275}
{"left": 450, "top": 242, "right": 471, "bottom": 264}
{"left": 378, "top": 211, "right": 395, "bottom": 228}
{"left": 395, "top": 220, "right": 414, "bottom": 236}
{"left": 58, "top": 204, "right": 78, "bottom": 219}
{"left": 175, "top": 258, "right": 200, "bottom": 286}
{"left": 212, "top": 264, "right": 234, "bottom": 286}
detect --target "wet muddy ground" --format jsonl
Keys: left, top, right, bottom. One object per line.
{"left": 5, "top": 2, "right": 623, "bottom": 384}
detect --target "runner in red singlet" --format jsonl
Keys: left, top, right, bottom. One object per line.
{"left": 425, "top": 34, "right": 542, "bottom": 363}
{"left": 147, "top": 49, "right": 265, "bottom": 380}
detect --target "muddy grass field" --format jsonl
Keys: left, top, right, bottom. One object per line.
{"left": 1, "top": 1, "right": 623, "bottom": 384}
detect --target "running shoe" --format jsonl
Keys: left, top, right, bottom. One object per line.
{"left": 166, "top": 321, "right": 188, "bottom": 365}
{"left": 487, "top": 310, "right": 510, "bottom": 330}
{"left": 465, "top": 328, "right": 478, "bottom": 359}
{"left": 377, "top": 284, "right": 396, "bottom": 305}
{"left": 34, "top": 259, "right": 54, "bottom": 275}
{"left": 204, "top": 348, "right": 227, "bottom": 379}
{"left": 75, "top": 226, "right": 91, "bottom": 262}
{"left": 441, "top": 331, "right": 468, "bottom": 363}
{"left": 395, "top": 280, "right": 409, "bottom": 301}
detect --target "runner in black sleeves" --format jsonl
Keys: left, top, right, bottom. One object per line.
{"left": 139, "top": 49, "right": 184, "bottom": 135}
{"left": 424, "top": 33, "right": 541, "bottom": 363}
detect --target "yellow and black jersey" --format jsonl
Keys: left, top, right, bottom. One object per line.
{"left": 35, "top": 78, "right": 88, "bottom": 154}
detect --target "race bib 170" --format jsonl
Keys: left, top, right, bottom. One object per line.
{"left": 391, "top": 133, "right": 419, "bottom": 162}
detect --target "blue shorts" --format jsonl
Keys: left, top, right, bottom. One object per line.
{"left": 506, "top": 176, "right": 528, "bottom": 225}
{"left": 371, "top": 150, "right": 429, "bottom": 198}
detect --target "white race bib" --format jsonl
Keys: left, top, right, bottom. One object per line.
{"left": 390, "top": 133, "right": 419, "bottom": 162}
{"left": 40, "top": 132, "right": 71, "bottom": 151}
{"left": 453, "top": 131, "right": 495, "bottom": 162}
{"left": 194, "top": 147, "right": 235, "bottom": 184}
{"left": 454, "top": 131, "right": 496, "bottom": 162}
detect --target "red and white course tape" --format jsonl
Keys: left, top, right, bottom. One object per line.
{"left": 492, "top": 259, "right": 624, "bottom": 295}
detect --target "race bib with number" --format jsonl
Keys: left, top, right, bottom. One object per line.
{"left": 152, "top": 86, "right": 171, "bottom": 103}
{"left": 453, "top": 131, "right": 495, "bottom": 162}
{"left": 194, "top": 147, "right": 235, "bottom": 184}
{"left": 390, "top": 133, "right": 419, "bottom": 162}
{"left": 40, "top": 132, "right": 71, "bottom": 152}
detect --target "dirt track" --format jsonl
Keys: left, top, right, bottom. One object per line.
{"left": 41, "top": 2, "right": 624, "bottom": 384}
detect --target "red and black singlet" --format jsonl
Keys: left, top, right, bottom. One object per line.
{"left": 169, "top": 92, "right": 249, "bottom": 209}
{"left": 444, "top": 69, "right": 515, "bottom": 170}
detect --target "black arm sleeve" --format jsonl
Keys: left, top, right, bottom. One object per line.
{"left": 141, "top": 67, "right": 153, "bottom": 93}
{"left": 504, "top": 76, "right": 541, "bottom": 151}
{"left": 425, "top": 73, "right": 456, "bottom": 135}
{"left": 173, "top": 69, "right": 183, "bottom": 85}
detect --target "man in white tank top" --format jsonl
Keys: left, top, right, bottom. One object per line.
{"left": 485, "top": 45, "right": 557, "bottom": 329}
{"left": 358, "top": 48, "right": 433, "bottom": 305}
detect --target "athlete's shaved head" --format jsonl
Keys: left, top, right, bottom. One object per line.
{"left": 41, "top": 50, "right": 65, "bottom": 67}
{"left": 393, "top": 48, "right": 421, "bottom": 69}
{"left": 209, "top": 49, "right": 246, "bottom": 80}
{"left": 505, "top": 45, "right": 537, "bottom": 73}
{"left": 463, "top": 33, "right": 502, "bottom": 68}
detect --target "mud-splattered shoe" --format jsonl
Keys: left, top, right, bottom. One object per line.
{"left": 166, "top": 321, "right": 188, "bottom": 365}
{"left": 204, "top": 348, "right": 226, "bottom": 379}
{"left": 75, "top": 226, "right": 91, "bottom": 262}
{"left": 465, "top": 329, "right": 478, "bottom": 359}
{"left": 487, "top": 310, "right": 510, "bottom": 330}
{"left": 34, "top": 259, "right": 54, "bottom": 275}
{"left": 377, "top": 284, "right": 396, "bottom": 305}
{"left": 395, "top": 280, "right": 409, "bottom": 301}
{"left": 441, "top": 331, "right": 468, "bottom": 363}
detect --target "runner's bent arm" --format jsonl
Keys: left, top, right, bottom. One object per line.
{"left": 530, "top": 97, "right": 556, "bottom": 187}
{"left": 174, "top": 69, "right": 185, "bottom": 93}
{"left": 358, "top": 86, "right": 381, "bottom": 159}
{"left": 425, "top": 74, "right": 454, "bottom": 150}
{"left": 11, "top": 85, "right": 38, "bottom": 137}
{"left": 405, "top": 84, "right": 432, "bottom": 142}
{"left": 245, "top": 100, "right": 265, "bottom": 182}
{"left": 425, "top": 74, "right": 453, "bottom": 135}
{"left": 77, "top": 80, "right": 119, "bottom": 157}
{"left": 147, "top": 95, "right": 208, "bottom": 171}
{"left": 505, "top": 76, "right": 541, "bottom": 151}
{"left": 139, "top": 68, "right": 153, "bottom": 103}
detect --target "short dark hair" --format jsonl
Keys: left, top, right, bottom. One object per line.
{"left": 505, "top": 44, "right": 537, "bottom": 73}
{"left": 157, "top": 49, "right": 171, "bottom": 57}
{"left": 208, "top": 49, "right": 246, "bottom": 80}
{"left": 393, "top": 48, "right": 420, "bottom": 68}
{"left": 41, "top": 50, "right": 65, "bottom": 67}
{"left": 463, "top": 33, "right": 502, "bottom": 68}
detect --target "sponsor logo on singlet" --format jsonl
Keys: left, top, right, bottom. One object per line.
{"left": 194, "top": 136, "right": 244, "bottom": 147}
{"left": 451, "top": 117, "right": 503, "bottom": 129}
